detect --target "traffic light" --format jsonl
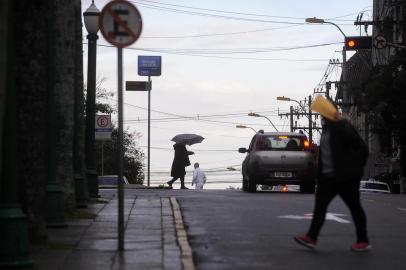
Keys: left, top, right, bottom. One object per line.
{"left": 345, "top": 36, "right": 372, "bottom": 50}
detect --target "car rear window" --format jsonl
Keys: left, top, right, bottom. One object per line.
{"left": 257, "top": 135, "right": 306, "bottom": 151}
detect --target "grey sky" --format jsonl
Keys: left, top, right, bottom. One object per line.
{"left": 83, "top": 0, "right": 372, "bottom": 185}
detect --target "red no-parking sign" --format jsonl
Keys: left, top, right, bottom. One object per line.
{"left": 99, "top": 0, "right": 142, "bottom": 48}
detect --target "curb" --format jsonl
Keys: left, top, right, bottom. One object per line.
{"left": 170, "top": 197, "right": 196, "bottom": 270}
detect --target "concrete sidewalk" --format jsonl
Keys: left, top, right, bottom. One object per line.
{"left": 25, "top": 190, "right": 194, "bottom": 270}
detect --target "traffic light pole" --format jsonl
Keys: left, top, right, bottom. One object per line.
{"left": 147, "top": 76, "right": 151, "bottom": 187}
{"left": 308, "top": 96, "right": 313, "bottom": 144}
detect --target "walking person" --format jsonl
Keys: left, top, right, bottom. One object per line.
{"left": 192, "top": 162, "right": 206, "bottom": 190}
{"left": 167, "top": 142, "right": 194, "bottom": 189}
{"left": 294, "top": 96, "right": 371, "bottom": 252}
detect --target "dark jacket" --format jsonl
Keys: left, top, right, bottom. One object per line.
{"left": 171, "top": 143, "right": 192, "bottom": 178}
{"left": 318, "top": 119, "right": 369, "bottom": 181}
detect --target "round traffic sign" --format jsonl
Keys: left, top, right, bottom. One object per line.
{"left": 374, "top": 35, "right": 387, "bottom": 49}
{"left": 99, "top": 0, "right": 142, "bottom": 48}
{"left": 97, "top": 115, "right": 110, "bottom": 128}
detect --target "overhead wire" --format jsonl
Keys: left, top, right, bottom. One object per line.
{"left": 101, "top": 96, "right": 290, "bottom": 127}
{"left": 94, "top": 43, "right": 338, "bottom": 62}
{"left": 132, "top": 0, "right": 354, "bottom": 24}
{"left": 141, "top": 42, "right": 342, "bottom": 54}
{"left": 132, "top": 2, "right": 308, "bottom": 25}
{"left": 141, "top": 25, "right": 301, "bottom": 39}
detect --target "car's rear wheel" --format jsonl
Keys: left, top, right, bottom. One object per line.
{"left": 242, "top": 175, "right": 248, "bottom": 191}
{"left": 247, "top": 174, "right": 257, "bottom": 193}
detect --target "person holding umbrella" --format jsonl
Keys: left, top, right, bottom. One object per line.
{"left": 167, "top": 143, "right": 194, "bottom": 189}
{"left": 167, "top": 134, "right": 204, "bottom": 189}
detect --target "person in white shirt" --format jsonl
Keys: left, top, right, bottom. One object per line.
{"left": 192, "top": 162, "right": 206, "bottom": 190}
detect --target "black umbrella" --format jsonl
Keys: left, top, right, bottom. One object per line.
{"left": 171, "top": 133, "right": 204, "bottom": 145}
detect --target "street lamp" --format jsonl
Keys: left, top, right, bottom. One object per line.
{"left": 236, "top": 124, "right": 257, "bottom": 133}
{"left": 248, "top": 112, "right": 279, "bottom": 132}
{"left": 84, "top": 1, "right": 100, "bottom": 198}
{"left": 305, "top": 17, "right": 346, "bottom": 38}
{"left": 277, "top": 96, "right": 306, "bottom": 112}
{"left": 305, "top": 17, "right": 347, "bottom": 98}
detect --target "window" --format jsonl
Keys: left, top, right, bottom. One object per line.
{"left": 262, "top": 135, "right": 304, "bottom": 151}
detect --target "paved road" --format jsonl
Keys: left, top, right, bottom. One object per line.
{"left": 171, "top": 189, "right": 406, "bottom": 270}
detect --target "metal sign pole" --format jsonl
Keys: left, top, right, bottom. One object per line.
{"left": 148, "top": 75, "right": 151, "bottom": 187}
{"left": 101, "top": 141, "right": 104, "bottom": 176}
{"left": 117, "top": 47, "right": 124, "bottom": 251}
{"left": 99, "top": 0, "right": 143, "bottom": 253}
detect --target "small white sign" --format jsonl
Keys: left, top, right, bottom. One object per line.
{"left": 95, "top": 114, "right": 113, "bottom": 140}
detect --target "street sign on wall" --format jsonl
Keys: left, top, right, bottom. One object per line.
{"left": 374, "top": 35, "right": 387, "bottom": 49}
{"left": 95, "top": 114, "right": 113, "bottom": 140}
{"left": 138, "top": 55, "right": 162, "bottom": 76}
{"left": 99, "top": 0, "right": 143, "bottom": 48}
{"left": 126, "top": 81, "right": 151, "bottom": 91}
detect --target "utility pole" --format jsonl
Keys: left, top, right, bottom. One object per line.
{"left": 278, "top": 100, "right": 322, "bottom": 140}
{"left": 289, "top": 106, "right": 293, "bottom": 132}
{"left": 308, "top": 95, "right": 313, "bottom": 144}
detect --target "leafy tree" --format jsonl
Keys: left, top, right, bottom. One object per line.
{"left": 95, "top": 128, "right": 145, "bottom": 184}
{"left": 95, "top": 78, "right": 116, "bottom": 114}
{"left": 90, "top": 79, "right": 145, "bottom": 184}
{"left": 84, "top": 77, "right": 116, "bottom": 115}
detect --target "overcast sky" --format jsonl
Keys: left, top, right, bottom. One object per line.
{"left": 82, "top": 0, "right": 372, "bottom": 186}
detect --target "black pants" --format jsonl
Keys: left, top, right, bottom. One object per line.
{"left": 169, "top": 176, "right": 185, "bottom": 187}
{"left": 307, "top": 175, "right": 369, "bottom": 243}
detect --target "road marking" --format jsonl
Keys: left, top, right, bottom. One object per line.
{"left": 398, "top": 208, "right": 406, "bottom": 212}
{"left": 171, "top": 197, "right": 196, "bottom": 270}
{"left": 278, "top": 212, "right": 351, "bottom": 224}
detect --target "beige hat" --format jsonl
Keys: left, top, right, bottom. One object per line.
{"left": 310, "top": 95, "right": 338, "bottom": 121}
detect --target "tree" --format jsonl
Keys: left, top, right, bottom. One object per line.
{"left": 84, "top": 77, "right": 116, "bottom": 115}
{"left": 95, "top": 128, "right": 145, "bottom": 184}
{"left": 91, "top": 81, "right": 145, "bottom": 184}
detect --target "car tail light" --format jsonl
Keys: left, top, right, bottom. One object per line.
{"left": 282, "top": 185, "right": 288, "bottom": 192}
{"left": 303, "top": 140, "right": 310, "bottom": 148}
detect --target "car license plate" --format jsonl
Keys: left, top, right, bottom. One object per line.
{"left": 274, "top": 172, "right": 292, "bottom": 178}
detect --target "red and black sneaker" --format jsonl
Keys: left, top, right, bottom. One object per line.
{"left": 351, "top": 242, "right": 371, "bottom": 252}
{"left": 294, "top": 235, "right": 317, "bottom": 249}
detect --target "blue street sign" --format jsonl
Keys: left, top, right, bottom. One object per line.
{"left": 138, "top": 56, "right": 162, "bottom": 76}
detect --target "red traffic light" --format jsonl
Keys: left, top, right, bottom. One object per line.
{"left": 345, "top": 36, "right": 372, "bottom": 50}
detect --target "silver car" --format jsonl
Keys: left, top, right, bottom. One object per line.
{"left": 360, "top": 180, "right": 391, "bottom": 194}
{"left": 239, "top": 132, "right": 316, "bottom": 193}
